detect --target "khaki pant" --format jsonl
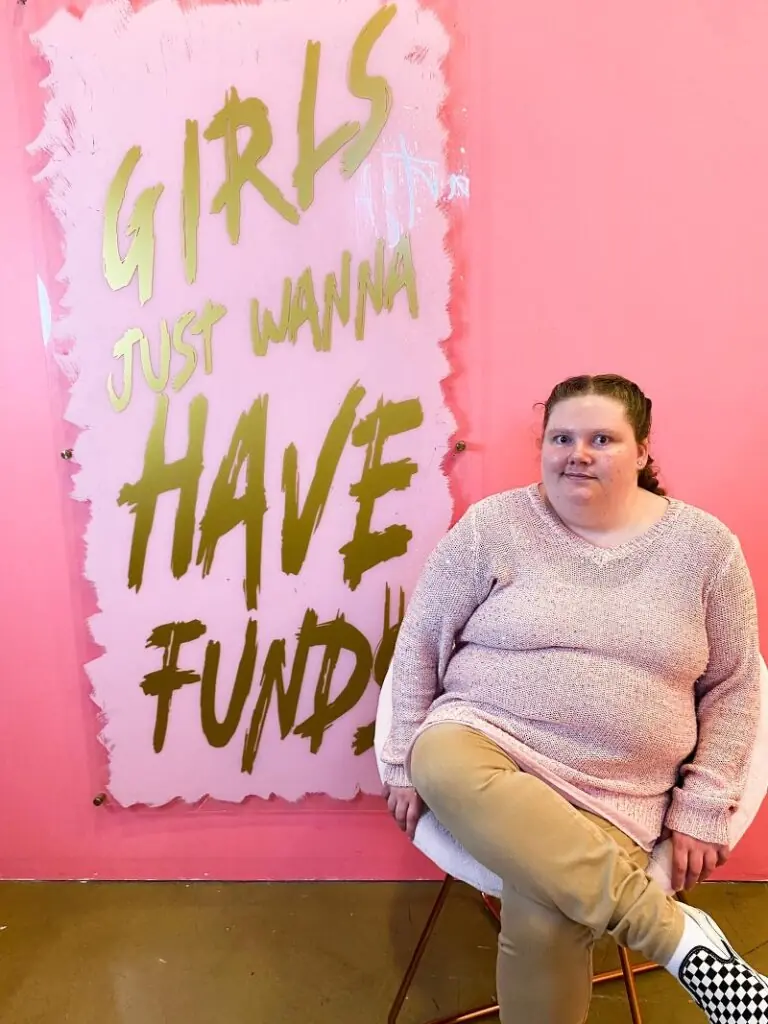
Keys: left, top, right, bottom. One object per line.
{"left": 410, "top": 724, "right": 685, "bottom": 1024}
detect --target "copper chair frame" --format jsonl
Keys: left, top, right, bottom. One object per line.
{"left": 388, "top": 875, "right": 683, "bottom": 1024}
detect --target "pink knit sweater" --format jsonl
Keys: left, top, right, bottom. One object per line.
{"left": 381, "top": 485, "right": 761, "bottom": 849}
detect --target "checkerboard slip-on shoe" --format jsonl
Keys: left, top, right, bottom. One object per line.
{"left": 673, "top": 904, "right": 768, "bottom": 1023}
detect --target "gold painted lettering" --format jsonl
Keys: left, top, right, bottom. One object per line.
{"left": 241, "top": 636, "right": 291, "bottom": 773}
{"left": 205, "top": 87, "right": 299, "bottom": 244}
{"left": 340, "top": 397, "right": 423, "bottom": 589}
{"left": 201, "top": 620, "right": 257, "bottom": 747}
{"left": 373, "top": 584, "right": 406, "bottom": 687}
{"left": 196, "top": 397, "right": 268, "bottom": 612}
{"left": 385, "top": 233, "right": 419, "bottom": 318}
{"left": 250, "top": 240, "right": 415, "bottom": 355}
{"left": 139, "top": 324, "right": 170, "bottom": 394}
{"left": 103, "top": 146, "right": 164, "bottom": 305}
{"left": 341, "top": 5, "right": 397, "bottom": 178}
{"left": 288, "top": 268, "right": 322, "bottom": 349}
{"left": 118, "top": 394, "right": 208, "bottom": 592}
{"left": 293, "top": 612, "right": 373, "bottom": 753}
{"left": 294, "top": 40, "right": 357, "bottom": 211}
{"left": 108, "top": 302, "right": 225, "bottom": 409}
{"left": 182, "top": 119, "right": 201, "bottom": 285}
{"left": 282, "top": 383, "right": 366, "bottom": 576}
{"left": 353, "top": 585, "right": 405, "bottom": 755}
{"left": 250, "top": 281, "right": 292, "bottom": 357}
{"left": 355, "top": 238, "right": 385, "bottom": 340}
{"left": 320, "top": 252, "right": 351, "bottom": 351}
{"left": 170, "top": 312, "right": 198, "bottom": 392}
{"left": 107, "top": 328, "right": 143, "bottom": 413}
{"left": 189, "top": 300, "right": 227, "bottom": 375}
{"left": 142, "top": 620, "right": 206, "bottom": 752}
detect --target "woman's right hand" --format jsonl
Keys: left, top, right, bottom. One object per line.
{"left": 384, "top": 785, "right": 423, "bottom": 839}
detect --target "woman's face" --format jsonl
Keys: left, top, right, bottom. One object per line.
{"left": 541, "top": 395, "right": 648, "bottom": 507}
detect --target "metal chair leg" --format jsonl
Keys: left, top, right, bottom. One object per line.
{"left": 617, "top": 946, "right": 644, "bottom": 1024}
{"left": 390, "top": 881, "right": 673, "bottom": 1024}
{"left": 423, "top": 1004, "right": 500, "bottom": 1024}
{"left": 388, "top": 875, "right": 455, "bottom": 1024}
{"left": 481, "top": 893, "right": 501, "bottom": 923}
{"left": 388, "top": 876, "right": 501, "bottom": 1024}
{"left": 594, "top": 959, "right": 662, "bottom": 985}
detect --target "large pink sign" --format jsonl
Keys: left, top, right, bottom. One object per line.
{"left": 32, "top": 0, "right": 455, "bottom": 806}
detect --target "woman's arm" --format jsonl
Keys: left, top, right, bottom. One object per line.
{"left": 665, "top": 539, "right": 761, "bottom": 847}
{"left": 380, "top": 504, "right": 489, "bottom": 787}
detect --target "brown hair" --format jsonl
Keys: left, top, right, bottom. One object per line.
{"left": 541, "top": 374, "right": 666, "bottom": 496}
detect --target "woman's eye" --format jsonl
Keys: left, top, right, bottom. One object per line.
{"left": 594, "top": 434, "right": 611, "bottom": 446}
{"left": 553, "top": 435, "right": 571, "bottom": 445}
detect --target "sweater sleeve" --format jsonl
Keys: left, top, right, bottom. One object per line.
{"left": 665, "top": 540, "right": 761, "bottom": 846}
{"left": 380, "top": 505, "right": 488, "bottom": 788}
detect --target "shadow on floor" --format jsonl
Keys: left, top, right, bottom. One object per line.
{"left": 0, "top": 880, "right": 766, "bottom": 1023}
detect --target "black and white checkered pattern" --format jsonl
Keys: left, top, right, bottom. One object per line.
{"left": 680, "top": 941, "right": 768, "bottom": 1023}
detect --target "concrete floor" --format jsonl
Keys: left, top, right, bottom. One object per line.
{"left": 0, "top": 881, "right": 766, "bottom": 1023}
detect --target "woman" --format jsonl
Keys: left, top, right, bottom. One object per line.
{"left": 381, "top": 374, "right": 765, "bottom": 1024}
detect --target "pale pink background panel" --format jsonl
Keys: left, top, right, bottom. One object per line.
{"left": 32, "top": 0, "right": 455, "bottom": 805}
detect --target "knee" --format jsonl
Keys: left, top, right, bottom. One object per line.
{"left": 501, "top": 887, "right": 593, "bottom": 955}
{"left": 502, "top": 897, "right": 565, "bottom": 947}
{"left": 410, "top": 724, "right": 472, "bottom": 803}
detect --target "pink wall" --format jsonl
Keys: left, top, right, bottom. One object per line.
{"left": 1, "top": 0, "right": 767, "bottom": 880}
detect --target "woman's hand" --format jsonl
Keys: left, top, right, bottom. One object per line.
{"left": 670, "top": 830, "right": 730, "bottom": 892}
{"left": 385, "top": 785, "right": 423, "bottom": 839}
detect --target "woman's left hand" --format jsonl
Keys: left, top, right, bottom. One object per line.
{"left": 670, "top": 830, "right": 730, "bottom": 892}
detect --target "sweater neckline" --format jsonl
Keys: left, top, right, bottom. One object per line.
{"left": 525, "top": 482, "right": 682, "bottom": 560}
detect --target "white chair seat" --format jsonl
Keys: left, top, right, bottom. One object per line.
{"left": 374, "top": 659, "right": 768, "bottom": 898}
